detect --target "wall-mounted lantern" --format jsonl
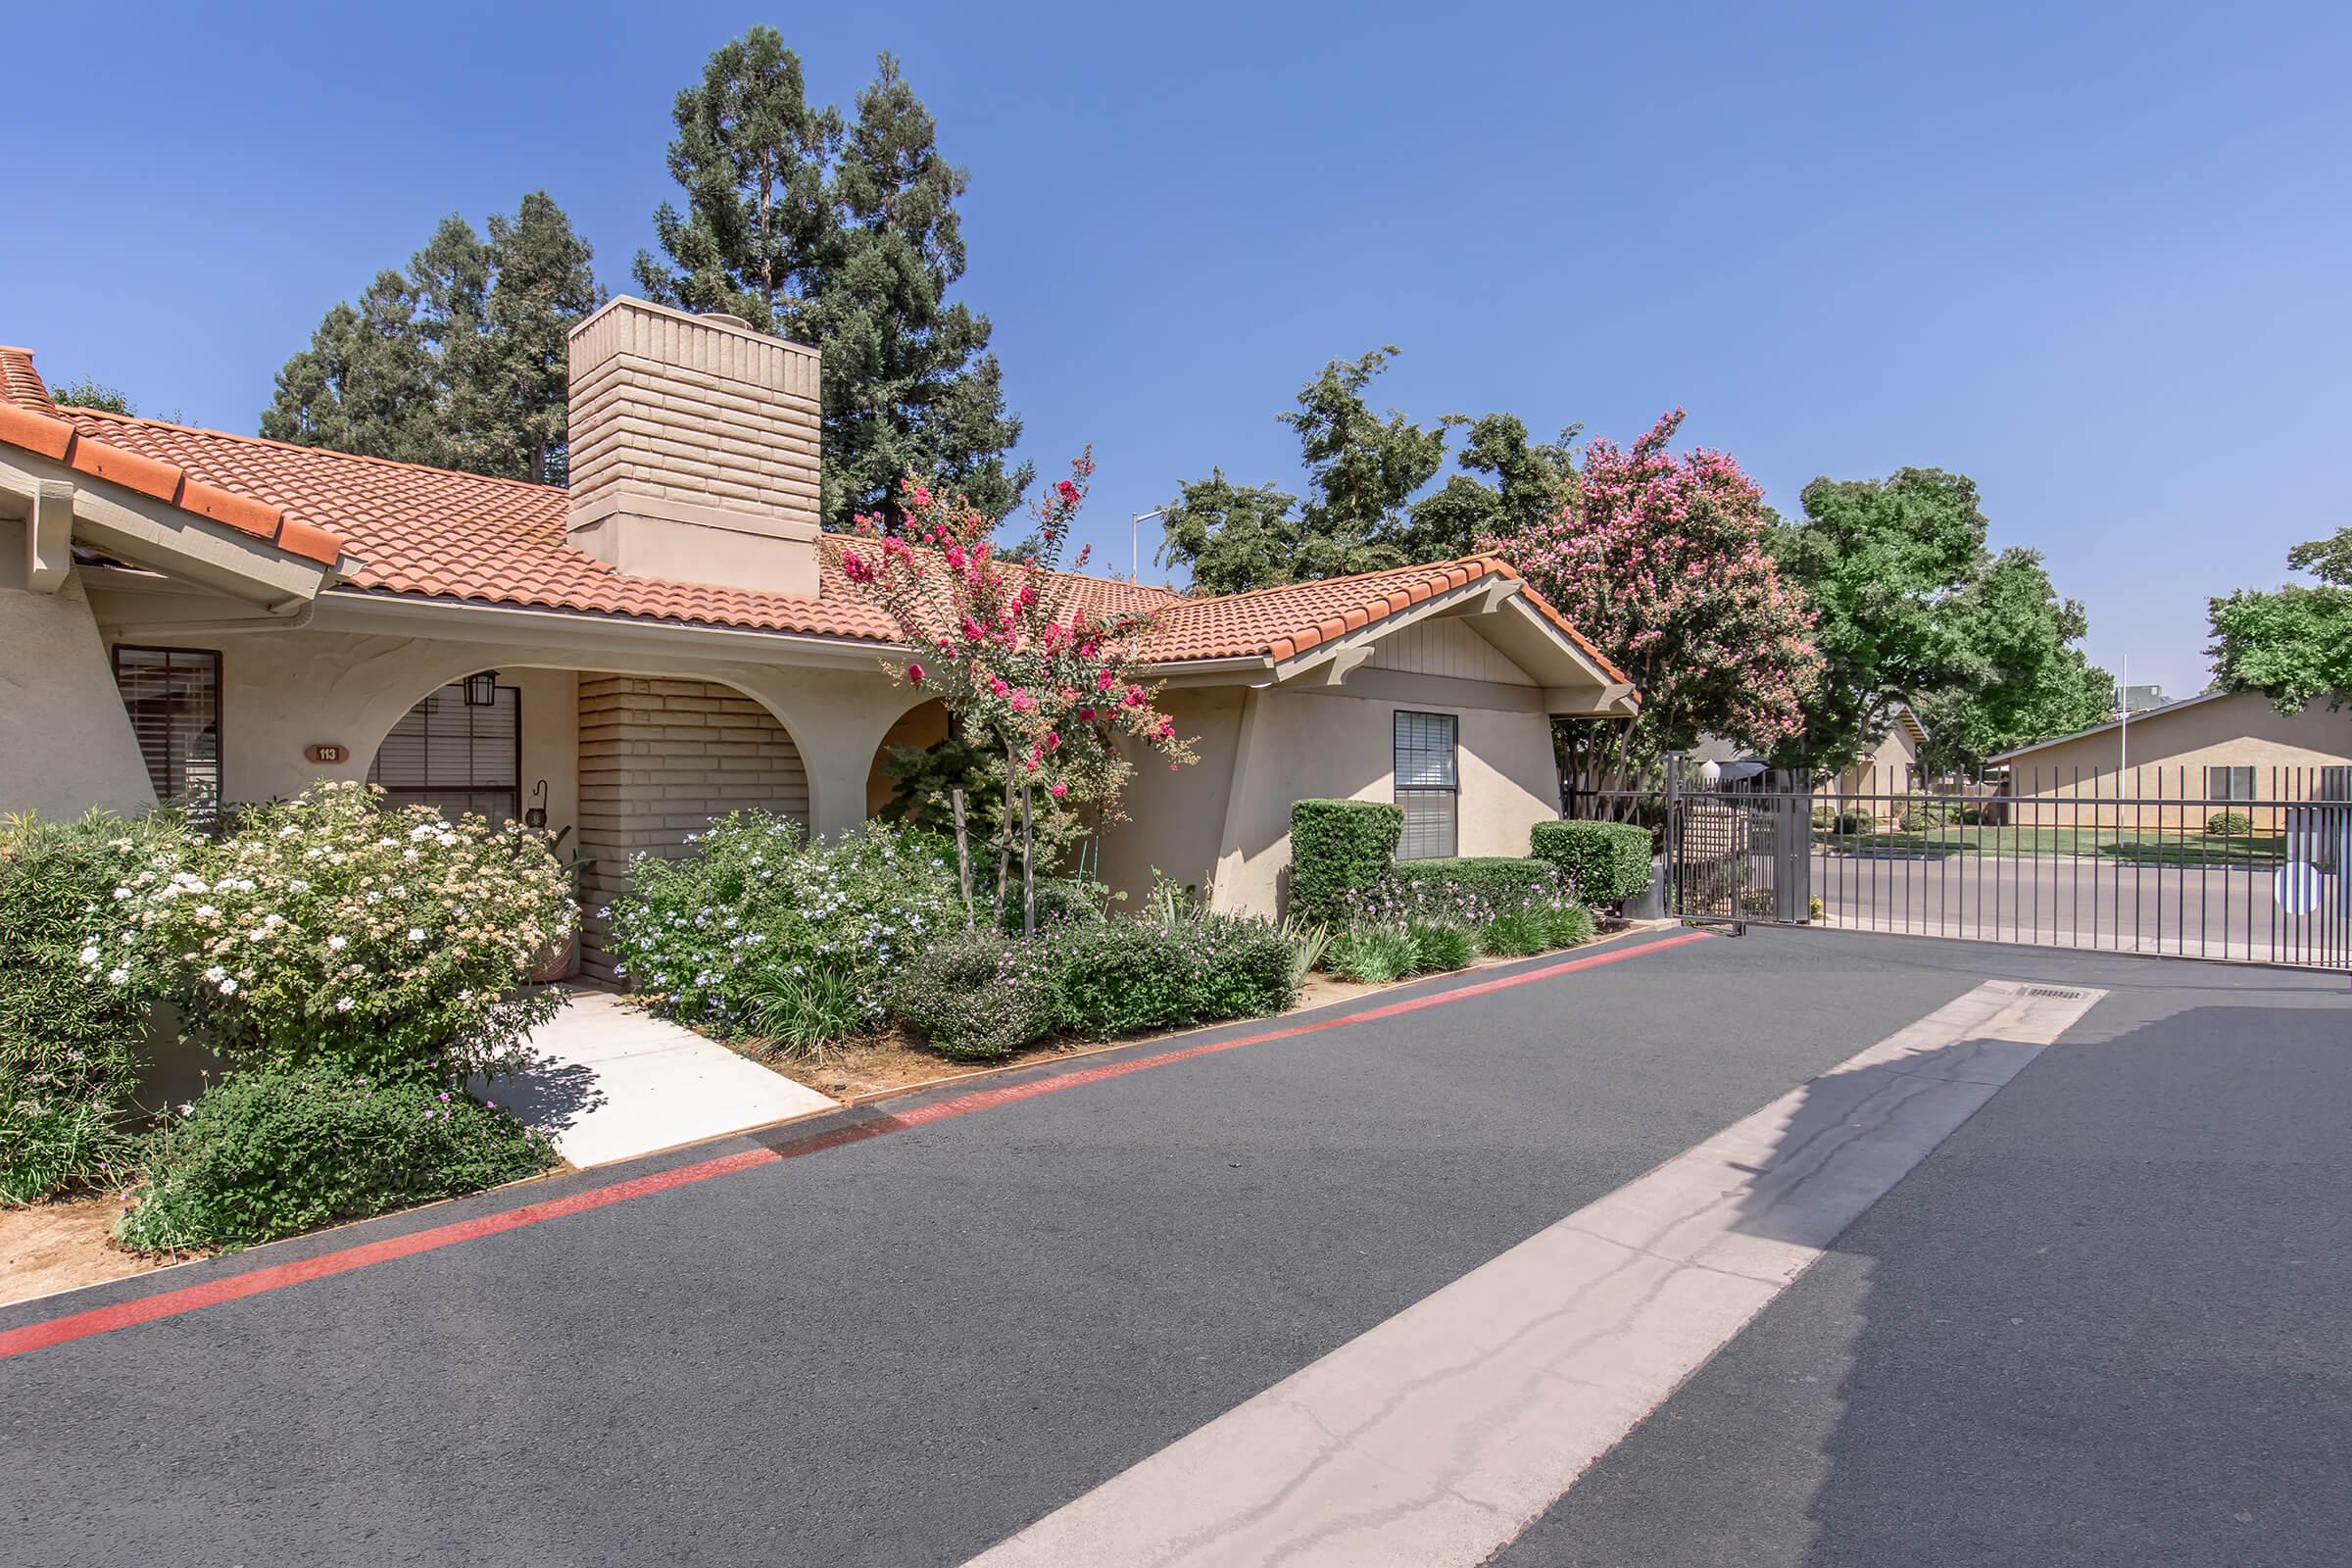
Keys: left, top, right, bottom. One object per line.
{"left": 463, "top": 671, "right": 499, "bottom": 708}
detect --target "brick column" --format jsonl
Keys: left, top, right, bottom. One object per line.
{"left": 574, "top": 675, "right": 809, "bottom": 984}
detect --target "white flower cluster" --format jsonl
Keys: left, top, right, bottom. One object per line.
{"left": 79, "top": 780, "right": 576, "bottom": 1075}
{"left": 606, "top": 811, "right": 962, "bottom": 1038}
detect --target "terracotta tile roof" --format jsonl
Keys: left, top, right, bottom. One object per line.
{"left": 0, "top": 348, "right": 59, "bottom": 416}
{"left": 0, "top": 373, "right": 1627, "bottom": 689}
{"left": 0, "top": 358, "right": 339, "bottom": 566}
{"left": 1148, "top": 556, "right": 1633, "bottom": 683}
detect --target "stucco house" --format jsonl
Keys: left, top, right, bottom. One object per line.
{"left": 0, "top": 298, "right": 1637, "bottom": 978}
{"left": 1989, "top": 688, "right": 2351, "bottom": 831}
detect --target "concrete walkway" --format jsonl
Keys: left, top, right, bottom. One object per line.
{"left": 480, "top": 990, "right": 834, "bottom": 1167}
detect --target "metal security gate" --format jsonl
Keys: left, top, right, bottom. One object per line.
{"left": 1568, "top": 760, "right": 2352, "bottom": 970}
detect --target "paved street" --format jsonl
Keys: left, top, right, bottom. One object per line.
{"left": 3, "top": 928, "right": 2345, "bottom": 1566}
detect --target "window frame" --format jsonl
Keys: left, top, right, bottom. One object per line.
{"left": 1393, "top": 709, "right": 1460, "bottom": 861}
{"left": 367, "top": 679, "right": 524, "bottom": 824}
{"left": 2204, "top": 764, "right": 2257, "bottom": 803}
{"left": 110, "top": 643, "right": 224, "bottom": 811}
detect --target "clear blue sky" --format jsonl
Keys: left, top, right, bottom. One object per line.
{"left": 8, "top": 1, "right": 2347, "bottom": 698}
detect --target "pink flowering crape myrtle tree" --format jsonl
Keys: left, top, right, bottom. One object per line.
{"left": 842, "top": 450, "right": 1196, "bottom": 931}
{"left": 1494, "top": 410, "right": 1821, "bottom": 797}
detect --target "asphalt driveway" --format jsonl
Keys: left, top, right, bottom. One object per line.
{"left": 2, "top": 928, "right": 2344, "bottom": 1566}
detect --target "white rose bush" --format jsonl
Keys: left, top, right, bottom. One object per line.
{"left": 86, "top": 781, "right": 575, "bottom": 1088}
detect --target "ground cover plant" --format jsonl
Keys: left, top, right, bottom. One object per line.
{"left": 607, "top": 813, "right": 963, "bottom": 1041}
{"left": 1, "top": 811, "right": 172, "bottom": 1203}
{"left": 115, "top": 1063, "right": 557, "bottom": 1252}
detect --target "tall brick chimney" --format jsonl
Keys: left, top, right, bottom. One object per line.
{"left": 565, "top": 297, "right": 822, "bottom": 597}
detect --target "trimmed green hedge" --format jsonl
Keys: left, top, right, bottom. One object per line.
{"left": 1391, "top": 857, "right": 1559, "bottom": 906}
{"left": 1530, "top": 820, "right": 1653, "bottom": 906}
{"left": 1289, "top": 800, "right": 1401, "bottom": 919}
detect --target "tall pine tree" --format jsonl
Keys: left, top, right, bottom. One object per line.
{"left": 262, "top": 193, "right": 603, "bottom": 483}
{"left": 634, "top": 32, "right": 1027, "bottom": 528}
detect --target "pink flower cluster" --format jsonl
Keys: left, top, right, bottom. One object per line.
{"left": 1492, "top": 410, "right": 1821, "bottom": 754}
{"left": 837, "top": 449, "right": 1196, "bottom": 813}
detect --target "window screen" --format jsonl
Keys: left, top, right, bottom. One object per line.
{"left": 368, "top": 681, "right": 521, "bottom": 822}
{"left": 1394, "top": 710, "right": 1458, "bottom": 860}
{"left": 2204, "top": 765, "right": 2257, "bottom": 803}
{"left": 112, "top": 646, "right": 221, "bottom": 819}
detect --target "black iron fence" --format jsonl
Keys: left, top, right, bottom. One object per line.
{"left": 1567, "top": 760, "right": 2352, "bottom": 970}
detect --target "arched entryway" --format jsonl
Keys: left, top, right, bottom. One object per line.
{"left": 864, "top": 698, "right": 952, "bottom": 820}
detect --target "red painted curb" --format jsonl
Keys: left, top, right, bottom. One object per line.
{"left": 0, "top": 929, "right": 1710, "bottom": 1363}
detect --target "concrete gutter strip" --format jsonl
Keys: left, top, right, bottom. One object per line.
{"left": 964, "top": 978, "right": 2106, "bottom": 1568}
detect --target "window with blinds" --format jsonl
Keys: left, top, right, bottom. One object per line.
{"left": 1394, "top": 710, "right": 1459, "bottom": 860}
{"left": 368, "top": 681, "right": 521, "bottom": 822}
{"left": 2204, "top": 765, "right": 2257, "bottom": 803}
{"left": 112, "top": 646, "right": 222, "bottom": 819}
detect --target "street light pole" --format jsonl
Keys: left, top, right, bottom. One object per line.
{"left": 1130, "top": 506, "right": 1167, "bottom": 584}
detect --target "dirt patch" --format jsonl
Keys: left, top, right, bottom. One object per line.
{"left": 0, "top": 1196, "right": 162, "bottom": 1309}
{"left": 744, "top": 1029, "right": 1097, "bottom": 1102}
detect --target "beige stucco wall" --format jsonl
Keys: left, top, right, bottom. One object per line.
{"left": 73, "top": 579, "right": 929, "bottom": 843}
{"left": 1098, "top": 665, "right": 1563, "bottom": 917}
{"left": 2001, "top": 692, "right": 2351, "bottom": 830}
{"left": 0, "top": 545, "right": 157, "bottom": 820}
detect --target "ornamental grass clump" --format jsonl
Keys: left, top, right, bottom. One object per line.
{"left": 85, "top": 782, "right": 574, "bottom": 1089}
{"left": 608, "top": 813, "right": 962, "bottom": 1042}
{"left": 1325, "top": 923, "right": 1419, "bottom": 984}
{"left": 1406, "top": 918, "right": 1477, "bottom": 973}
{"left": 2, "top": 810, "right": 172, "bottom": 1203}
{"left": 115, "top": 1063, "right": 557, "bottom": 1253}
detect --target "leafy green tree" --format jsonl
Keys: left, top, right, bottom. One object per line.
{"left": 1283, "top": 347, "right": 1448, "bottom": 576}
{"left": 2211, "top": 524, "right": 2352, "bottom": 714}
{"left": 1769, "top": 468, "right": 1991, "bottom": 771}
{"left": 1912, "top": 549, "right": 2114, "bottom": 774}
{"left": 46, "top": 378, "right": 133, "bottom": 415}
{"left": 1402, "top": 414, "right": 1580, "bottom": 562}
{"left": 635, "top": 32, "right": 1026, "bottom": 528}
{"left": 262, "top": 194, "right": 603, "bottom": 483}
{"left": 2286, "top": 523, "right": 2352, "bottom": 587}
{"left": 1157, "top": 347, "right": 1454, "bottom": 590}
{"left": 1154, "top": 470, "right": 1301, "bottom": 595}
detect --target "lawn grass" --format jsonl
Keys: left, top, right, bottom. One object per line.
{"left": 1818, "top": 825, "right": 2286, "bottom": 866}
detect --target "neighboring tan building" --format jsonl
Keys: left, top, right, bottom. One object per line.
{"left": 0, "top": 298, "right": 1638, "bottom": 975}
{"left": 1989, "top": 689, "right": 2352, "bottom": 831}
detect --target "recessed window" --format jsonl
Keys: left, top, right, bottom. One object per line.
{"left": 112, "top": 646, "right": 221, "bottom": 819}
{"left": 2205, "top": 765, "right": 2257, "bottom": 803}
{"left": 368, "top": 679, "right": 521, "bottom": 822}
{"left": 1394, "top": 710, "right": 1458, "bottom": 860}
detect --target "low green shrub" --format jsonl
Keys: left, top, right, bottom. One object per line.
{"left": 886, "top": 928, "right": 1055, "bottom": 1061}
{"left": 1480, "top": 907, "right": 1549, "bottom": 957}
{"left": 1043, "top": 912, "right": 1296, "bottom": 1039}
{"left": 1014, "top": 876, "right": 1109, "bottom": 930}
{"left": 2, "top": 811, "right": 167, "bottom": 1203}
{"left": 2206, "top": 810, "right": 2255, "bottom": 836}
{"left": 1530, "top": 820, "right": 1652, "bottom": 906}
{"left": 1407, "top": 918, "right": 1476, "bottom": 972}
{"left": 1289, "top": 800, "right": 1401, "bottom": 921}
{"left": 1811, "top": 805, "right": 1838, "bottom": 831}
{"left": 1045, "top": 919, "right": 1198, "bottom": 1036}
{"left": 1174, "top": 916, "right": 1297, "bottom": 1025}
{"left": 1326, "top": 923, "right": 1419, "bottom": 984}
{"left": 1390, "top": 857, "right": 1558, "bottom": 906}
{"left": 114, "top": 1064, "right": 557, "bottom": 1253}
{"left": 610, "top": 812, "right": 962, "bottom": 1042}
